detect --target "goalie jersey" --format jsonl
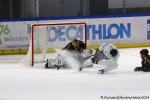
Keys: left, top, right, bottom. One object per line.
{"left": 63, "top": 39, "right": 86, "bottom": 53}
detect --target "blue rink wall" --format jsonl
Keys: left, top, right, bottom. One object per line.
{"left": 0, "top": 14, "right": 150, "bottom": 54}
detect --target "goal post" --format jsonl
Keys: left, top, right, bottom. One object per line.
{"left": 24, "top": 22, "right": 87, "bottom": 66}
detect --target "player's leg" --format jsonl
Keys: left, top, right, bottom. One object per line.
{"left": 102, "top": 63, "right": 118, "bottom": 73}
{"left": 79, "top": 59, "right": 93, "bottom": 71}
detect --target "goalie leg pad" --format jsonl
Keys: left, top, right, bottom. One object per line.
{"left": 45, "top": 59, "right": 55, "bottom": 68}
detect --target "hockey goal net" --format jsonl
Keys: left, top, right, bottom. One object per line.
{"left": 24, "top": 22, "right": 87, "bottom": 66}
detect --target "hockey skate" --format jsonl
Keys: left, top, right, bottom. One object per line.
{"left": 134, "top": 67, "right": 143, "bottom": 72}
{"left": 79, "top": 66, "right": 83, "bottom": 71}
{"left": 79, "top": 67, "right": 83, "bottom": 71}
{"left": 56, "top": 65, "right": 63, "bottom": 70}
{"left": 98, "top": 69, "right": 104, "bottom": 74}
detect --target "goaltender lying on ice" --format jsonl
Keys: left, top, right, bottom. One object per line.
{"left": 45, "top": 39, "right": 87, "bottom": 70}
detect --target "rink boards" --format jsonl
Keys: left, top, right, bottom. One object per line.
{"left": 0, "top": 14, "right": 150, "bottom": 54}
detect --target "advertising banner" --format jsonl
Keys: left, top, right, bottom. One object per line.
{"left": 0, "top": 15, "right": 150, "bottom": 54}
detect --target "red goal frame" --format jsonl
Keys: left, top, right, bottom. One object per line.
{"left": 31, "top": 22, "right": 87, "bottom": 66}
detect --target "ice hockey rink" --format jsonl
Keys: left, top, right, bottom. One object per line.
{"left": 0, "top": 47, "right": 150, "bottom": 100}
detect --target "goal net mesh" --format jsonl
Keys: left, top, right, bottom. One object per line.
{"left": 23, "top": 22, "right": 87, "bottom": 66}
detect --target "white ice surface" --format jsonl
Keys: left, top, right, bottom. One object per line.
{"left": 0, "top": 47, "right": 150, "bottom": 100}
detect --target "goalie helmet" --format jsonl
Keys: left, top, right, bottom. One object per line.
{"left": 140, "top": 49, "right": 149, "bottom": 56}
{"left": 110, "top": 49, "right": 118, "bottom": 57}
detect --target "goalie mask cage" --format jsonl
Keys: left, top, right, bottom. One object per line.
{"left": 25, "top": 22, "right": 87, "bottom": 66}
